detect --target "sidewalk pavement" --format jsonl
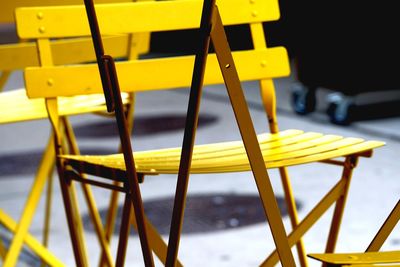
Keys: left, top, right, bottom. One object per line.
{"left": 1, "top": 64, "right": 399, "bottom": 266}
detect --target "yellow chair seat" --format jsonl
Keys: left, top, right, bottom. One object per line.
{"left": 0, "top": 89, "right": 130, "bottom": 124}
{"left": 61, "top": 129, "right": 385, "bottom": 177}
{"left": 308, "top": 250, "right": 400, "bottom": 265}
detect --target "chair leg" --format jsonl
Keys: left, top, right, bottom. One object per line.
{"left": 0, "top": 234, "right": 6, "bottom": 260}
{"left": 115, "top": 192, "right": 133, "bottom": 267}
{"left": 62, "top": 117, "right": 115, "bottom": 266}
{"left": 2, "top": 138, "right": 55, "bottom": 267}
{"left": 41, "top": 165, "right": 55, "bottom": 267}
{"left": 260, "top": 175, "right": 351, "bottom": 266}
{"left": 128, "top": 201, "right": 184, "bottom": 267}
{"left": 59, "top": 170, "right": 89, "bottom": 267}
{"left": 324, "top": 155, "right": 358, "bottom": 256}
{"left": 366, "top": 199, "right": 400, "bottom": 252}
{"left": 98, "top": 185, "right": 120, "bottom": 267}
{"left": 0, "top": 71, "right": 11, "bottom": 92}
{"left": 279, "top": 167, "right": 309, "bottom": 267}
{"left": 0, "top": 209, "right": 64, "bottom": 266}
{"left": 210, "top": 9, "right": 295, "bottom": 265}
{"left": 263, "top": 77, "right": 308, "bottom": 266}
{"left": 99, "top": 96, "right": 135, "bottom": 267}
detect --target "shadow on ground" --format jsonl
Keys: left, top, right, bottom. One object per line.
{"left": 73, "top": 113, "right": 218, "bottom": 138}
{"left": 0, "top": 113, "right": 218, "bottom": 177}
{"left": 82, "top": 193, "right": 301, "bottom": 235}
{"left": 0, "top": 148, "right": 115, "bottom": 177}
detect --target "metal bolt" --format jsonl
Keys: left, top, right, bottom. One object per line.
{"left": 252, "top": 10, "right": 258, "bottom": 17}
{"left": 261, "top": 60, "right": 267, "bottom": 67}
{"left": 39, "top": 26, "right": 46, "bottom": 33}
{"left": 37, "top": 12, "right": 44, "bottom": 19}
{"left": 250, "top": 0, "right": 256, "bottom": 3}
{"left": 47, "top": 79, "right": 54, "bottom": 86}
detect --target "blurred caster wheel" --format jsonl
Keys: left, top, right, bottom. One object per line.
{"left": 291, "top": 84, "right": 317, "bottom": 115}
{"left": 326, "top": 93, "right": 355, "bottom": 126}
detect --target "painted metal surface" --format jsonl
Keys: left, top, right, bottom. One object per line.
{"left": 15, "top": 0, "right": 280, "bottom": 38}
{"left": 3, "top": 0, "right": 388, "bottom": 266}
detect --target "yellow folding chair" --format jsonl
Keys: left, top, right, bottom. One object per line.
{"left": 0, "top": 1, "right": 151, "bottom": 266}
{"left": 0, "top": 0, "right": 140, "bottom": 92}
{"left": 308, "top": 199, "right": 400, "bottom": 266}
{"left": 16, "top": 0, "right": 385, "bottom": 266}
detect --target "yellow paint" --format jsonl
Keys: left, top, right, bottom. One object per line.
{"left": 309, "top": 251, "right": 400, "bottom": 265}
{"left": 25, "top": 48, "right": 289, "bottom": 98}
{"left": 11, "top": 0, "right": 387, "bottom": 266}
{"left": 61, "top": 131, "right": 384, "bottom": 174}
{"left": 16, "top": 0, "right": 279, "bottom": 38}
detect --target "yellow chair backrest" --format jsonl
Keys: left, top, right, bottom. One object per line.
{"left": 0, "top": 35, "right": 132, "bottom": 71}
{"left": 0, "top": 0, "right": 134, "bottom": 23}
{"left": 0, "top": 0, "right": 149, "bottom": 72}
{"left": 17, "top": 0, "right": 290, "bottom": 123}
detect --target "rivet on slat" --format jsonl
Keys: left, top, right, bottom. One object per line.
{"left": 39, "top": 26, "right": 46, "bottom": 33}
{"left": 250, "top": 0, "right": 256, "bottom": 3}
{"left": 252, "top": 10, "right": 258, "bottom": 17}
{"left": 47, "top": 78, "right": 54, "bottom": 86}
{"left": 37, "top": 12, "right": 44, "bottom": 20}
{"left": 261, "top": 60, "right": 267, "bottom": 67}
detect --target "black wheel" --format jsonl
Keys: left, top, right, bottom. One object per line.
{"left": 326, "top": 97, "right": 355, "bottom": 126}
{"left": 291, "top": 84, "right": 317, "bottom": 115}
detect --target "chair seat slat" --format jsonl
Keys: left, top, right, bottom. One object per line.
{"left": 61, "top": 131, "right": 384, "bottom": 175}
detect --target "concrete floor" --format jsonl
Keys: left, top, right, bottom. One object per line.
{"left": 1, "top": 60, "right": 400, "bottom": 267}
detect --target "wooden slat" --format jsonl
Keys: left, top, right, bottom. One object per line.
{"left": 15, "top": 0, "right": 280, "bottom": 38}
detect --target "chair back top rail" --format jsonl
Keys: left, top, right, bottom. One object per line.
{"left": 18, "top": 0, "right": 289, "bottom": 99}
{"left": 0, "top": 0, "right": 133, "bottom": 23}
{"left": 15, "top": 0, "right": 280, "bottom": 38}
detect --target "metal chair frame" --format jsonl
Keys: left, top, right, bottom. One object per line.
{"left": 16, "top": 0, "right": 385, "bottom": 266}
{"left": 308, "top": 200, "right": 400, "bottom": 266}
{"left": 0, "top": 1, "right": 149, "bottom": 266}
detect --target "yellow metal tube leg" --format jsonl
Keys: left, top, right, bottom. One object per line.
{"left": 0, "top": 71, "right": 11, "bottom": 92}
{"left": 2, "top": 136, "right": 55, "bottom": 267}
{"left": 62, "top": 117, "right": 114, "bottom": 266}
{"left": 324, "top": 156, "right": 358, "bottom": 256}
{"left": 211, "top": 9, "right": 295, "bottom": 265}
{"left": 367, "top": 200, "right": 400, "bottom": 252}
{"left": 99, "top": 95, "right": 135, "bottom": 267}
{"left": 279, "top": 167, "right": 308, "bottom": 267}
{"left": 262, "top": 77, "right": 308, "bottom": 266}
{"left": 261, "top": 178, "right": 348, "bottom": 266}
{"left": 41, "top": 167, "right": 55, "bottom": 267}
{"left": 0, "top": 209, "right": 65, "bottom": 266}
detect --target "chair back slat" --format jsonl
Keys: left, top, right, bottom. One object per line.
{"left": 15, "top": 0, "right": 280, "bottom": 38}
{"left": 0, "top": 0, "right": 133, "bottom": 23}
{"left": 0, "top": 35, "right": 130, "bottom": 70}
{"left": 25, "top": 47, "right": 289, "bottom": 98}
